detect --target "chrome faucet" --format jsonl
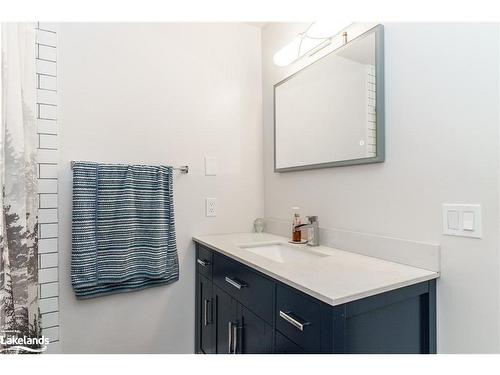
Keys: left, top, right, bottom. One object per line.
{"left": 294, "top": 216, "right": 320, "bottom": 246}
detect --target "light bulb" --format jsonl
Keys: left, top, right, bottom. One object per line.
{"left": 273, "top": 36, "right": 302, "bottom": 67}
{"left": 306, "top": 21, "right": 352, "bottom": 39}
{"left": 272, "top": 21, "right": 353, "bottom": 67}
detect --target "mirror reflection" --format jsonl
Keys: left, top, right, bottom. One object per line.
{"left": 274, "top": 26, "right": 383, "bottom": 171}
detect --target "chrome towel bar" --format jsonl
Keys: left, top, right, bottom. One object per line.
{"left": 70, "top": 161, "right": 189, "bottom": 173}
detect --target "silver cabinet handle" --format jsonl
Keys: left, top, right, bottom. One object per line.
{"left": 225, "top": 276, "right": 247, "bottom": 290}
{"left": 279, "top": 310, "right": 310, "bottom": 332}
{"left": 197, "top": 258, "right": 210, "bottom": 267}
{"left": 204, "top": 299, "right": 211, "bottom": 326}
{"left": 228, "top": 321, "right": 233, "bottom": 354}
{"left": 232, "top": 323, "right": 238, "bottom": 354}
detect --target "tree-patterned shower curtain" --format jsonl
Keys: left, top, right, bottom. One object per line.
{"left": 0, "top": 23, "right": 42, "bottom": 353}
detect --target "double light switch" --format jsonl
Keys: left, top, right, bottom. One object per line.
{"left": 442, "top": 204, "right": 481, "bottom": 238}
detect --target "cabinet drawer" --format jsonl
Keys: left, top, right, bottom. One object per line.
{"left": 196, "top": 245, "right": 213, "bottom": 279}
{"left": 213, "top": 253, "right": 274, "bottom": 324}
{"left": 276, "top": 284, "right": 321, "bottom": 352}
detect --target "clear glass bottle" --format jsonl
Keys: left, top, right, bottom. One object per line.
{"left": 253, "top": 218, "right": 265, "bottom": 233}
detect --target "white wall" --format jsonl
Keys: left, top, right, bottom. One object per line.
{"left": 58, "top": 23, "right": 263, "bottom": 353}
{"left": 262, "top": 23, "right": 500, "bottom": 353}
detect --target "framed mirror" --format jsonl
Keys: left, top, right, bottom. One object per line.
{"left": 274, "top": 24, "right": 384, "bottom": 172}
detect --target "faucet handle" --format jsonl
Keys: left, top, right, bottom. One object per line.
{"left": 306, "top": 216, "right": 318, "bottom": 223}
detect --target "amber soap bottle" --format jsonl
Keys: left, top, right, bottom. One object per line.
{"left": 292, "top": 209, "right": 301, "bottom": 242}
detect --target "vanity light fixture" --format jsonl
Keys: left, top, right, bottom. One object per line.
{"left": 272, "top": 21, "right": 352, "bottom": 67}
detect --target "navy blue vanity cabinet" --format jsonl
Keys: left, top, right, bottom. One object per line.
{"left": 212, "top": 253, "right": 274, "bottom": 324}
{"left": 213, "top": 285, "right": 238, "bottom": 353}
{"left": 196, "top": 246, "right": 213, "bottom": 279}
{"left": 275, "top": 284, "right": 322, "bottom": 353}
{"left": 212, "top": 251, "right": 274, "bottom": 354}
{"left": 196, "top": 274, "right": 214, "bottom": 354}
{"left": 195, "top": 244, "right": 274, "bottom": 354}
{"left": 195, "top": 242, "right": 437, "bottom": 354}
{"left": 238, "top": 305, "right": 274, "bottom": 353}
{"left": 275, "top": 331, "right": 306, "bottom": 354}
{"left": 212, "top": 285, "right": 274, "bottom": 354}
{"left": 195, "top": 246, "right": 215, "bottom": 354}
{"left": 332, "top": 281, "right": 437, "bottom": 354}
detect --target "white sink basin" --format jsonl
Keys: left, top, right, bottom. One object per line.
{"left": 238, "top": 242, "right": 330, "bottom": 264}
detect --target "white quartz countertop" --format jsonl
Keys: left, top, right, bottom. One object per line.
{"left": 193, "top": 232, "right": 439, "bottom": 306}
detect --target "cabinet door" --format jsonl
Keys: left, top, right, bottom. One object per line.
{"left": 275, "top": 331, "right": 305, "bottom": 354}
{"left": 214, "top": 285, "right": 238, "bottom": 354}
{"left": 237, "top": 305, "right": 273, "bottom": 354}
{"left": 197, "top": 274, "right": 215, "bottom": 354}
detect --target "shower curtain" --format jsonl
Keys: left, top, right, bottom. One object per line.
{"left": 0, "top": 23, "right": 41, "bottom": 353}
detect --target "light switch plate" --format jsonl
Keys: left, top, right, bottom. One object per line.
{"left": 442, "top": 204, "right": 482, "bottom": 238}
{"left": 447, "top": 210, "right": 460, "bottom": 230}
{"left": 204, "top": 156, "right": 217, "bottom": 176}
{"left": 206, "top": 197, "right": 216, "bottom": 217}
{"left": 462, "top": 211, "right": 475, "bottom": 231}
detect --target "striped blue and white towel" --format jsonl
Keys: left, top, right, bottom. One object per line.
{"left": 71, "top": 162, "right": 179, "bottom": 298}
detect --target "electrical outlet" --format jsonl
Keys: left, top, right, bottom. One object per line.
{"left": 206, "top": 198, "right": 216, "bottom": 217}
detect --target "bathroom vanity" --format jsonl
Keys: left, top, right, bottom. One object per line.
{"left": 193, "top": 233, "right": 438, "bottom": 354}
